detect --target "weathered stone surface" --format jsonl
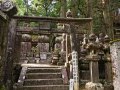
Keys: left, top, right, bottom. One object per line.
{"left": 85, "top": 82, "right": 104, "bottom": 90}
{"left": 110, "top": 41, "right": 120, "bottom": 90}
{"left": 27, "top": 67, "right": 61, "bottom": 73}
{"left": 24, "top": 79, "right": 63, "bottom": 85}
{"left": 0, "top": 0, "right": 17, "bottom": 16}
{"left": 15, "top": 66, "right": 69, "bottom": 90}
{"left": 0, "top": 10, "right": 8, "bottom": 20}
{"left": 25, "top": 73, "right": 62, "bottom": 79}
{"left": 17, "top": 85, "right": 69, "bottom": 90}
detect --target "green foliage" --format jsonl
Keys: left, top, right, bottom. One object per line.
{"left": 110, "top": 0, "right": 120, "bottom": 11}
{"left": 12, "top": 0, "right": 26, "bottom": 16}
{"left": 77, "top": 0, "right": 87, "bottom": 17}
{"left": 12, "top": 0, "right": 61, "bottom": 17}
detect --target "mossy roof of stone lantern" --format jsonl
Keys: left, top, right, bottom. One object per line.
{"left": 38, "top": 35, "right": 49, "bottom": 43}
{"left": 104, "top": 35, "right": 110, "bottom": 42}
{"left": 89, "top": 33, "right": 96, "bottom": 40}
{"left": 22, "top": 34, "right": 32, "bottom": 41}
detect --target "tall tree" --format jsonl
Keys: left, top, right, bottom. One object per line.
{"left": 101, "top": 0, "right": 114, "bottom": 38}
{"left": 86, "top": 0, "right": 93, "bottom": 17}
{"left": 70, "top": 0, "right": 78, "bottom": 17}
{"left": 60, "top": 0, "right": 67, "bottom": 17}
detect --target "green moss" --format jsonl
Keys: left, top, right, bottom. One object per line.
{"left": 0, "top": 85, "right": 6, "bottom": 90}
{"left": 110, "top": 39, "right": 120, "bottom": 44}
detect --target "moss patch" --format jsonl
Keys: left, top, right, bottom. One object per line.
{"left": 110, "top": 39, "right": 120, "bottom": 44}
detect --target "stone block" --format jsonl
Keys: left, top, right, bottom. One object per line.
{"left": 85, "top": 82, "right": 104, "bottom": 90}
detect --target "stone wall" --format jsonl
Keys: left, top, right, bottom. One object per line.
{"left": 110, "top": 41, "right": 120, "bottom": 90}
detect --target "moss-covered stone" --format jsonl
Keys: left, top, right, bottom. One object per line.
{"left": 110, "top": 39, "right": 120, "bottom": 44}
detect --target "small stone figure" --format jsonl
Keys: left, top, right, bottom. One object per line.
{"left": 86, "top": 33, "right": 99, "bottom": 58}
{"left": 66, "top": 9, "right": 73, "bottom": 18}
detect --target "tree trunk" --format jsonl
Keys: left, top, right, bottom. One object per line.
{"left": 60, "top": 0, "right": 67, "bottom": 17}
{"left": 3, "top": 19, "right": 17, "bottom": 89}
{"left": 0, "top": 19, "right": 9, "bottom": 85}
{"left": 85, "top": 0, "right": 93, "bottom": 34}
{"left": 101, "top": 0, "right": 114, "bottom": 39}
{"left": 86, "top": 0, "right": 93, "bottom": 18}
{"left": 71, "top": 0, "right": 78, "bottom": 18}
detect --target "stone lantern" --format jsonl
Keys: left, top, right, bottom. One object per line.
{"left": 38, "top": 35, "right": 49, "bottom": 43}
{"left": 37, "top": 35, "right": 49, "bottom": 60}
{"left": 22, "top": 34, "right": 32, "bottom": 42}
{"left": 21, "top": 34, "right": 32, "bottom": 61}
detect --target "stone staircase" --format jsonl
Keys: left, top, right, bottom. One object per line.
{"left": 17, "top": 66, "right": 69, "bottom": 90}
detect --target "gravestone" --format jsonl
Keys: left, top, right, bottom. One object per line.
{"left": 38, "top": 43, "right": 49, "bottom": 60}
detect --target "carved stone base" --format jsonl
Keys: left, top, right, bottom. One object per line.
{"left": 85, "top": 82, "right": 104, "bottom": 90}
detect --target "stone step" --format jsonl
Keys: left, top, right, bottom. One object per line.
{"left": 24, "top": 79, "right": 63, "bottom": 86}
{"left": 21, "top": 64, "right": 61, "bottom": 68}
{"left": 25, "top": 73, "right": 62, "bottom": 79}
{"left": 17, "top": 85, "right": 69, "bottom": 90}
{"left": 27, "top": 68, "right": 61, "bottom": 73}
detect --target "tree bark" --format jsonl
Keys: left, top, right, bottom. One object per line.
{"left": 85, "top": 0, "right": 93, "bottom": 33}
{"left": 3, "top": 19, "right": 17, "bottom": 89}
{"left": 0, "top": 19, "right": 9, "bottom": 85}
{"left": 71, "top": 0, "right": 78, "bottom": 18}
{"left": 101, "top": 0, "right": 114, "bottom": 39}
{"left": 86, "top": 0, "right": 93, "bottom": 18}
{"left": 60, "top": 0, "right": 67, "bottom": 17}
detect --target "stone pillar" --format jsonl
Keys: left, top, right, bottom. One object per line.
{"left": 105, "top": 60, "right": 113, "bottom": 83}
{"left": 110, "top": 41, "right": 120, "bottom": 90}
{"left": 72, "top": 51, "right": 79, "bottom": 90}
{"left": 61, "top": 33, "right": 66, "bottom": 52}
{"left": 103, "top": 35, "right": 113, "bottom": 84}
{"left": 89, "top": 59, "right": 99, "bottom": 83}
{"left": 65, "top": 34, "right": 69, "bottom": 64}
{"left": 14, "top": 35, "right": 22, "bottom": 63}
{"left": 85, "top": 58, "right": 104, "bottom": 90}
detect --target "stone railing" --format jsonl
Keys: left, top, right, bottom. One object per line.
{"left": 13, "top": 61, "right": 28, "bottom": 90}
